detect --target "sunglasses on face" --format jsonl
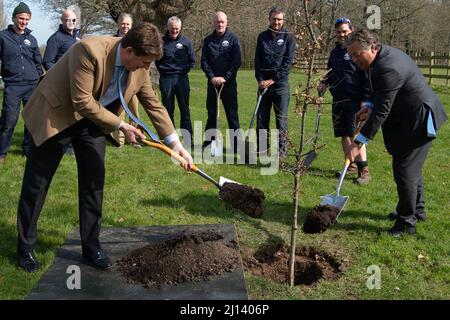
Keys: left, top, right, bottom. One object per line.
{"left": 65, "top": 19, "right": 76, "bottom": 23}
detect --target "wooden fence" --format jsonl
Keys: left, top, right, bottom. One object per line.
{"left": 294, "top": 51, "right": 450, "bottom": 86}
{"left": 412, "top": 52, "right": 450, "bottom": 86}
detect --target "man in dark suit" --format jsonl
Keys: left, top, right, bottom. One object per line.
{"left": 17, "top": 23, "right": 193, "bottom": 272}
{"left": 344, "top": 29, "right": 447, "bottom": 237}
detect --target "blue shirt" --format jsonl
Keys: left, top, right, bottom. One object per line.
{"left": 43, "top": 24, "right": 81, "bottom": 71}
{"left": 0, "top": 25, "right": 43, "bottom": 84}
{"left": 155, "top": 32, "right": 195, "bottom": 75}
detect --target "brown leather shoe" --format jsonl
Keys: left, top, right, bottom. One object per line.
{"left": 354, "top": 166, "right": 371, "bottom": 185}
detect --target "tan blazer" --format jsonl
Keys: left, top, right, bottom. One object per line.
{"left": 23, "top": 36, "right": 174, "bottom": 147}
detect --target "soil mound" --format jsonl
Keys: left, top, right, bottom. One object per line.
{"left": 303, "top": 205, "right": 340, "bottom": 234}
{"left": 117, "top": 231, "right": 241, "bottom": 288}
{"left": 243, "top": 243, "right": 344, "bottom": 286}
{"left": 219, "top": 182, "right": 265, "bottom": 218}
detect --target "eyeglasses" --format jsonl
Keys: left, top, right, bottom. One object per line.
{"left": 347, "top": 50, "right": 364, "bottom": 59}
{"left": 65, "top": 19, "right": 76, "bottom": 23}
{"left": 335, "top": 17, "right": 351, "bottom": 25}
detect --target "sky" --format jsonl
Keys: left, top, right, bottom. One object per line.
{"left": 5, "top": 1, "right": 57, "bottom": 46}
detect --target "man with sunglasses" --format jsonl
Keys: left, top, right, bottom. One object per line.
{"left": 43, "top": 8, "right": 81, "bottom": 155}
{"left": 319, "top": 17, "right": 372, "bottom": 185}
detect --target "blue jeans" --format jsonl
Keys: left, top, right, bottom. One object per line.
{"left": 0, "top": 84, "right": 36, "bottom": 157}
{"left": 256, "top": 80, "right": 290, "bottom": 155}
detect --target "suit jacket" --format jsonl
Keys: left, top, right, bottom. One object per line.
{"left": 361, "top": 45, "right": 447, "bottom": 154}
{"left": 23, "top": 36, "right": 174, "bottom": 147}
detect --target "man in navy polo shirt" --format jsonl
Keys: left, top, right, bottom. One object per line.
{"left": 0, "top": 2, "right": 42, "bottom": 163}
{"left": 255, "top": 7, "right": 295, "bottom": 159}
{"left": 201, "top": 11, "right": 242, "bottom": 153}
{"left": 156, "top": 16, "right": 195, "bottom": 147}
{"left": 43, "top": 8, "right": 80, "bottom": 155}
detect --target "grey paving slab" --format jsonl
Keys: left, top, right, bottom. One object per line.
{"left": 27, "top": 224, "right": 247, "bottom": 300}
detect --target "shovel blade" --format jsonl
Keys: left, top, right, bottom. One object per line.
{"left": 210, "top": 139, "right": 223, "bottom": 157}
{"left": 320, "top": 194, "right": 349, "bottom": 219}
{"left": 302, "top": 151, "right": 317, "bottom": 168}
{"left": 219, "top": 176, "right": 240, "bottom": 187}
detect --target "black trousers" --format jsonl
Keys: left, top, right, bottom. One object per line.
{"left": 17, "top": 118, "right": 106, "bottom": 256}
{"left": 392, "top": 140, "right": 432, "bottom": 226}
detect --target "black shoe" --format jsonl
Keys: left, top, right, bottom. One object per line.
{"left": 82, "top": 250, "right": 112, "bottom": 270}
{"left": 18, "top": 252, "right": 40, "bottom": 273}
{"left": 387, "top": 212, "right": 426, "bottom": 222}
{"left": 388, "top": 220, "right": 416, "bottom": 238}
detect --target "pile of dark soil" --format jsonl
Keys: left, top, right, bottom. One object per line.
{"left": 219, "top": 182, "right": 265, "bottom": 218}
{"left": 116, "top": 231, "right": 241, "bottom": 288}
{"left": 243, "top": 243, "right": 345, "bottom": 286}
{"left": 303, "top": 204, "right": 340, "bottom": 234}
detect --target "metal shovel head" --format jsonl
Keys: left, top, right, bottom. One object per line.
{"left": 219, "top": 176, "right": 240, "bottom": 187}
{"left": 302, "top": 150, "right": 317, "bottom": 168}
{"left": 320, "top": 194, "right": 349, "bottom": 219}
{"left": 210, "top": 138, "right": 223, "bottom": 157}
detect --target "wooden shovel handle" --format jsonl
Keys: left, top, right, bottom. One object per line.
{"left": 140, "top": 139, "right": 199, "bottom": 173}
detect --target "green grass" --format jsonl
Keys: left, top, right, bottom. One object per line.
{"left": 0, "top": 69, "right": 449, "bottom": 300}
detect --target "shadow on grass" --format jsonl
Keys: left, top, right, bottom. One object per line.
{"left": 139, "top": 194, "right": 386, "bottom": 234}
{"left": 0, "top": 221, "right": 68, "bottom": 266}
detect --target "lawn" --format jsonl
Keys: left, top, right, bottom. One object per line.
{"left": 0, "top": 69, "right": 449, "bottom": 300}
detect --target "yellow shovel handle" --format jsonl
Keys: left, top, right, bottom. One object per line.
{"left": 140, "top": 139, "right": 199, "bottom": 173}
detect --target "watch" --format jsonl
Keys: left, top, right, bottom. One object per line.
{"left": 354, "top": 139, "right": 364, "bottom": 147}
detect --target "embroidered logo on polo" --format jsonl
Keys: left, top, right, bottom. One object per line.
{"left": 344, "top": 53, "right": 351, "bottom": 61}
{"left": 23, "top": 39, "right": 31, "bottom": 46}
{"left": 276, "top": 39, "right": 284, "bottom": 46}
{"left": 222, "top": 40, "right": 230, "bottom": 47}
{"left": 176, "top": 43, "right": 184, "bottom": 49}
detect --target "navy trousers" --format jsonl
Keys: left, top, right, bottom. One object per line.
{"left": 159, "top": 74, "right": 193, "bottom": 137}
{"left": 0, "top": 84, "right": 36, "bottom": 158}
{"left": 256, "top": 80, "right": 290, "bottom": 156}
{"left": 204, "top": 79, "right": 240, "bottom": 148}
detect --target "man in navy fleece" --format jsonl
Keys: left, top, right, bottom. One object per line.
{"left": 156, "top": 16, "right": 195, "bottom": 147}
{"left": 254, "top": 7, "right": 295, "bottom": 159}
{"left": 201, "top": 11, "right": 242, "bottom": 153}
{"left": 0, "top": 2, "right": 42, "bottom": 162}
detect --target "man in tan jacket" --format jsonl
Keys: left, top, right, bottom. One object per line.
{"left": 17, "top": 23, "right": 193, "bottom": 272}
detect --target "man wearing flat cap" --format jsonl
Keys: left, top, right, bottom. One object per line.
{"left": 0, "top": 2, "right": 43, "bottom": 163}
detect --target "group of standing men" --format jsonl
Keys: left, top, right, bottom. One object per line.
{"left": 157, "top": 8, "right": 296, "bottom": 158}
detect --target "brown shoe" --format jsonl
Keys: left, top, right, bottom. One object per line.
{"left": 355, "top": 166, "right": 371, "bottom": 185}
